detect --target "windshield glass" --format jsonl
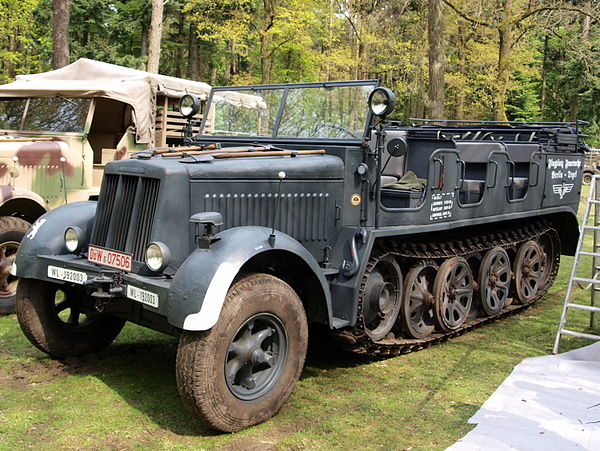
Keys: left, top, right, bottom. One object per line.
{"left": 201, "top": 81, "right": 376, "bottom": 140}
{"left": 0, "top": 97, "right": 91, "bottom": 133}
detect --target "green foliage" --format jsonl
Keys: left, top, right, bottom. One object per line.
{"left": 0, "top": 0, "right": 598, "bottom": 139}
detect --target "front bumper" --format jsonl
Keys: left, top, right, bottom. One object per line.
{"left": 19, "top": 254, "right": 172, "bottom": 318}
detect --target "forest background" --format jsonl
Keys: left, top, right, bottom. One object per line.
{"left": 2, "top": 0, "right": 599, "bottom": 143}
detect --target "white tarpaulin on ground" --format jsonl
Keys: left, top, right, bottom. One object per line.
{"left": 448, "top": 342, "right": 600, "bottom": 451}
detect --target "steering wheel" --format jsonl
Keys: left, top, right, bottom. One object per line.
{"left": 313, "top": 123, "right": 358, "bottom": 138}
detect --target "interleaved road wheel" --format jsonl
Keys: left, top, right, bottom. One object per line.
{"left": 0, "top": 216, "right": 31, "bottom": 315}
{"left": 175, "top": 273, "right": 308, "bottom": 432}
{"left": 16, "top": 278, "right": 125, "bottom": 358}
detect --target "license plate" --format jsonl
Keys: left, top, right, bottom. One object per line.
{"left": 88, "top": 245, "right": 132, "bottom": 272}
{"left": 127, "top": 285, "right": 159, "bottom": 308}
{"left": 47, "top": 266, "right": 87, "bottom": 284}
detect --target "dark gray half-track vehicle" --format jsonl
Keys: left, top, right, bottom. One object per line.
{"left": 14, "top": 80, "right": 584, "bottom": 432}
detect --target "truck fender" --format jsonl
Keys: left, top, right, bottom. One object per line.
{"left": 168, "top": 226, "right": 332, "bottom": 331}
{"left": 14, "top": 201, "right": 97, "bottom": 280}
{"left": 0, "top": 185, "right": 47, "bottom": 220}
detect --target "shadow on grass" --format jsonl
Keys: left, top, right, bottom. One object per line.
{"left": 34, "top": 324, "right": 377, "bottom": 437}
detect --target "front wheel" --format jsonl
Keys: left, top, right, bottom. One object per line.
{"left": 0, "top": 216, "right": 31, "bottom": 315}
{"left": 16, "top": 278, "right": 125, "bottom": 358}
{"left": 583, "top": 172, "right": 593, "bottom": 185}
{"left": 176, "top": 273, "right": 308, "bottom": 432}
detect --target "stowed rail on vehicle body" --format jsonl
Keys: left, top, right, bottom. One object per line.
{"left": 14, "top": 80, "right": 585, "bottom": 432}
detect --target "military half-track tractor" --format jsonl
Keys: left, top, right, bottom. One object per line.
{"left": 14, "top": 80, "right": 584, "bottom": 432}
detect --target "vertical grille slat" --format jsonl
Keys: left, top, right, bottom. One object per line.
{"left": 90, "top": 174, "right": 160, "bottom": 262}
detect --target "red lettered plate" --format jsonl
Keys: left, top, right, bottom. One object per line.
{"left": 88, "top": 245, "right": 133, "bottom": 272}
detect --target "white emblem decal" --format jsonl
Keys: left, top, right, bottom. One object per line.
{"left": 26, "top": 218, "right": 46, "bottom": 239}
{"left": 552, "top": 183, "right": 574, "bottom": 200}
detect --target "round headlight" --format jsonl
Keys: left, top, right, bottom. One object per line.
{"left": 145, "top": 242, "right": 171, "bottom": 272}
{"left": 368, "top": 87, "right": 396, "bottom": 118}
{"left": 64, "top": 226, "right": 82, "bottom": 253}
{"left": 179, "top": 94, "right": 201, "bottom": 118}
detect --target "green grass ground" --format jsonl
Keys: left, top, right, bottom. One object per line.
{"left": 1, "top": 190, "right": 599, "bottom": 450}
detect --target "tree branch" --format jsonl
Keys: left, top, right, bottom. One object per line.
{"left": 442, "top": 0, "right": 492, "bottom": 27}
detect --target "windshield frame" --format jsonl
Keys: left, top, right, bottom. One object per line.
{"left": 198, "top": 80, "right": 379, "bottom": 144}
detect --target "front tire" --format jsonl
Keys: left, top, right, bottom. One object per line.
{"left": 0, "top": 216, "right": 31, "bottom": 315}
{"left": 16, "top": 278, "right": 125, "bottom": 358}
{"left": 176, "top": 273, "right": 308, "bottom": 432}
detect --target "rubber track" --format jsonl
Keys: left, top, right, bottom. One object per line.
{"left": 334, "top": 219, "right": 561, "bottom": 356}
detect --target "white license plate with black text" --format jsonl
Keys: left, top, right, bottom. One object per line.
{"left": 47, "top": 266, "right": 87, "bottom": 284}
{"left": 88, "top": 245, "right": 132, "bottom": 272}
{"left": 127, "top": 285, "right": 159, "bottom": 308}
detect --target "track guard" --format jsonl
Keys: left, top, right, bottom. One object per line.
{"left": 14, "top": 201, "right": 97, "bottom": 280}
{"left": 168, "top": 226, "right": 331, "bottom": 331}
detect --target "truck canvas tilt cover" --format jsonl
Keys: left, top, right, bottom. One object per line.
{"left": 14, "top": 80, "right": 585, "bottom": 431}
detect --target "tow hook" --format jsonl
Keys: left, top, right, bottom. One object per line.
{"left": 84, "top": 269, "right": 124, "bottom": 312}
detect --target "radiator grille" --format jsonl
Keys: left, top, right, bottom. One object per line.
{"left": 202, "top": 192, "right": 330, "bottom": 242}
{"left": 90, "top": 174, "right": 160, "bottom": 262}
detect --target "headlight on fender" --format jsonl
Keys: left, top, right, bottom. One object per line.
{"left": 64, "top": 226, "right": 83, "bottom": 253}
{"left": 145, "top": 242, "right": 171, "bottom": 272}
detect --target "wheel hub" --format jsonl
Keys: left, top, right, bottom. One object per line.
{"left": 225, "top": 313, "right": 287, "bottom": 400}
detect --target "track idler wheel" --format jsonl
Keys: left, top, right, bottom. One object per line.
{"left": 361, "top": 255, "right": 403, "bottom": 341}
{"left": 399, "top": 261, "right": 438, "bottom": 339}
{"left": 433, "top": 257, "right": 473, "bottom": 331}
{"left": 478, "top": 247, "right": 511, "bottom": 316}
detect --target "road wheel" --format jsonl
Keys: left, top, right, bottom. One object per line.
{"left": 176, "top": 273, "right": 308, "bottom": 432}
{"left": 16, "top": 278, "right": 125, "bottom": 358}
{"left": 0, "top": 216, "right": 31, "bottom": 315}
{"left": 433, "top": 257, "right": 473, "bottom": 331}
{"left": 513, "top": 240, "right": 545, "bottom": 304}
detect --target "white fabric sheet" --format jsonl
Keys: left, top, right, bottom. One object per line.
{"left": 448, "top": 342, "right": 600, "bottom": 451}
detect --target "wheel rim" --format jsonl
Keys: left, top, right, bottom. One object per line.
{"left": 400, "top": 262, "right": 437, "bottom": 339}
{"left": 361, "top": 255, "right": 403, "bottom": 341}
{"left": 54, "top": 287, "right": 94, "bottom": 329}
{"left": 514, "top": 240, "right": 544, "bottom": 304}
{"left": 0, "top": 240, "right": 20, "bottom": 298}
{"left": 478, "top": 247, "right": 511, "bottom": 316}
{"left": 434, "top": 257, "right": 473, "bottom": 331}
{"left": 225, "top": 313, "right": 287, "bottom": 401}
{"left": 537, "top": 232, "right": 557, "bottom": 291}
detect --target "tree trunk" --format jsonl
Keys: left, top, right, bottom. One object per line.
{"left": 141, "top": 22, "right": 149, "bottom": 59}
{"left": 427, "top": 0, "right": 445, "bottom": 119}
{"left": 175, "top": 7, "right": 186, "bottom": 78}
{"left": 147, "top": 0, "right": 164, "bottom": 73}
{"left": 494, "top": 0, "right": 512, "bottom": 122}
{"left": 188, "top": 24, "right": 201, "bottom": 81}
{"left": 260, "top": 0, "right": 276, "bottom": 84}
{"left": 540, "top": 34, "right": 548, "bottom": 120}
{"left": 52, "top": 0, "right": 70, "bottom": 69}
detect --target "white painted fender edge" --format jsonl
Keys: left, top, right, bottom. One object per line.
{"left": 182, "top": 261, "right": 240, "bottom": 331}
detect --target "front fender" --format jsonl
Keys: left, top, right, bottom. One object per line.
{"left": 14, "top": 201, "right": 97, "bottom": 279}
{"left": 168, "top": 226, "right": 331, "bottom": 331}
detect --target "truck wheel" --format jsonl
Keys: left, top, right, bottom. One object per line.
{"left": 15, "top": 278, "right": 125, "bottom": 358}
{"left": 176, "top": 273, "right": 308, "bottom": 432}
{"left": 583, "top": 172, "right": 593, "bottom": 185}
{"left": 0, "top": 216, "right": 31, "bottom": 315}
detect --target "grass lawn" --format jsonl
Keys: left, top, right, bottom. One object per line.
{"left": 1, "top": 189, "right": 599, "bottom": 450}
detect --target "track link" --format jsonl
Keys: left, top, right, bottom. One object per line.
{"left": 334, "top": 219, "right": 561, "bottom": 356}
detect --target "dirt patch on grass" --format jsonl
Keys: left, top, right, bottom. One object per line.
{"left": 221, "top": 413, "right": 320, "bottom": 451}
